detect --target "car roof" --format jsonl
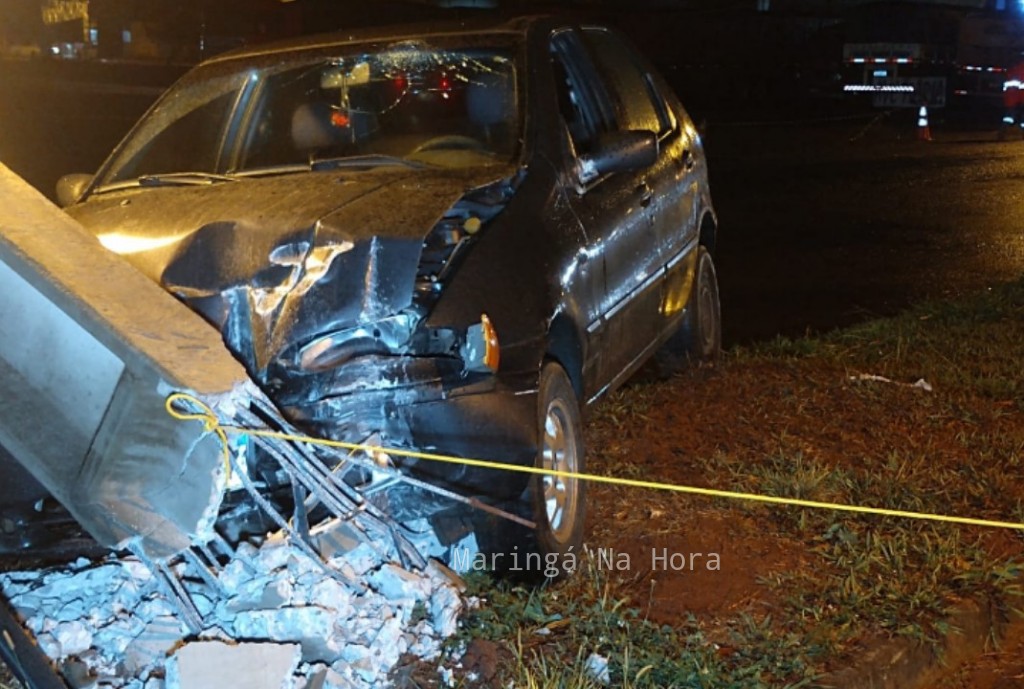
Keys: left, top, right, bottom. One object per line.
{"left": 205, "top": 15, "right": 548, "bottom": 66}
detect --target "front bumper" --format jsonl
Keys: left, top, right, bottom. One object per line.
{"left": 278, "top": 354, "right": 539, "bottom": 501}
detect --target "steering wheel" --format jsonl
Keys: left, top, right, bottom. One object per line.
{"left": 411, "top": 135, "right": 486, "bottom": 154}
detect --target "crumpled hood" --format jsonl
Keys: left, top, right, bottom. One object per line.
{"left": 67, "top": 165, "right": 515, "bottom": 377}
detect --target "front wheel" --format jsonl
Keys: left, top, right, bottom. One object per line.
{"left": 654, "top": 245, "right": 721, "bottom": 376}
{"left": 530, "top": 362, "right": 586, "bottom": 564}
{"left": 474, "top": 362, "right": 586, "bottom": 581}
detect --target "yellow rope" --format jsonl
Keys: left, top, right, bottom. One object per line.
{"left": 165, "top": 392, "right": 232, "bottom": 478}
{"left": 165, "top": 392, "right": 1024, "bottom": 532}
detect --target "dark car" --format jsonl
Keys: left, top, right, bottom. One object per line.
{"left": 55, "top": 16, "right": 720, "bottom": 575}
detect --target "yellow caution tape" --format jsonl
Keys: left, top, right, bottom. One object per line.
{"left": 165, "top": 392, "right": 1024, "bottom": 531}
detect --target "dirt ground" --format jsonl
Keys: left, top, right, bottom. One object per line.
{"left": 936, "top": 621, "right": 1024, "bottom": 689}
{"left": 582, "top": 350, "right": 1024, "bottom": 685}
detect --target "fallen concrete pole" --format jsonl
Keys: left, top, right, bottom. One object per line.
{"left": 0, "top": 163, "right": 455, "bottom": 570}
{"left": 0, "top": 164, "right": 481, "bottom": 688}
{"left": 0, "top": 162, "right": 250, "bottom": 560}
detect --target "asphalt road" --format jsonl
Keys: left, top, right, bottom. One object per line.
{"left": 1, "top": 60, "right": 1022, "bottom": 347}
{"left": 709, "top": 119, "right": 1024, "bottom": 344}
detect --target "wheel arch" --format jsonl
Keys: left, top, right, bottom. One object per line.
{"left": 699, "top": 210, "right": 717, "bottom": 256}
{"left": 544, "top": 312, "right": 585, "bottom": 402}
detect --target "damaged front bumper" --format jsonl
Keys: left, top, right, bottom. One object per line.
{"left": 277, "top": 354, "right": 539, "bottom": 502}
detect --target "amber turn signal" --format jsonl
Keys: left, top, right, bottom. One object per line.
{"left": 480, "top": 313, "right": 500, "bottom": 371}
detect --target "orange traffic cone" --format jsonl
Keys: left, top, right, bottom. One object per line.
{"left": 917, "top": 105, "right": 932, "bottom": 142}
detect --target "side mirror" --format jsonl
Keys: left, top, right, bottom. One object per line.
{"left": 577, "top": 130, "right": 657, "bottom": 185}
{"left": 56, "top": 173, "right": 92, "bottom": 207}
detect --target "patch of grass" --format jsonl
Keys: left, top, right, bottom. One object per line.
{"left": 697, "top": 441, "right": 1024, "bottom": 656}
{"left": 735, "top": 334, "right": 828, "bottom": 361}
{"left": 590, "top": 382, "right": 662, "bottom": 438}
{"left": 823, "top": 279, "right": 1024, "bottom": 399}
{"left": 730, "top": 445, "right": 1024, "bottom": 650}
{"left": 450, "top": 558, "right": 820, "bottom": 689}
{"left": 736, "top": 278, "right": 1024, "bottom": 407}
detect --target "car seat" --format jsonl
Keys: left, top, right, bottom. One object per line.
{"left": 465, "top": 70, "right": 515, "bottom": 148}
{"left": 291, "top": 101, "right": 346, "bottom": 156}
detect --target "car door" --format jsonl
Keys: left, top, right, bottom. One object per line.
{"left": 550, "top": 29, "right": 665, "bottom": 396}
{"left": 579, "top": 26, "right": 701, "bottom": 338}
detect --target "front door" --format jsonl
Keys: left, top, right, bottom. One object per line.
{"left": 550, "top": 29, "right": 665, "bottom": 395}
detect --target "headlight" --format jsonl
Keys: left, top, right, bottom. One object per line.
{"left": 297, "top": 313, "right": 416, "bottom": 371}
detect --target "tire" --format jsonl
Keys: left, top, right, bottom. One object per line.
{"left": 654, "top": 245, "right": 721, "bottom": 376}
{"left": 474, "top": 361, "right": 586, "bottom": 581}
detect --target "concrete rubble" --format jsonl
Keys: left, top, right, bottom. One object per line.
{"left": 1, "top": 524, "right": 476, "bottom": 688}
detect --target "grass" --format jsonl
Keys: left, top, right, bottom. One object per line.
{"left": 437, "top": 277, "right": 1024, "bottom": 687}
{"left": 451, "top": 561, "right": 820, "bottom": 689}
{"left": 748, "top": 279, "right": 1024, "bottom": 404}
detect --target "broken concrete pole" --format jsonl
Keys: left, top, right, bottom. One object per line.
{"left": 0, "top": 162, "right": 251, "bottom": 560}
{"left": 0, "top": 163, "right": 483, "bottom": 689}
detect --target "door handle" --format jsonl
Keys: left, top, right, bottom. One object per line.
{"left": 637, "top": 182, "right": 653, "bottom": 208}
{"left": 682, "top": 149, "right": 696, "bottom": 171}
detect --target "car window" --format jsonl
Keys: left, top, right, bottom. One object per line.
{"left": 101, "top": 74, "right": 246, "bottom": 185}
{"left": 582, "top": 28, "right": 671, "bottom": 135}
{"left": 551, "top": 50, "right": 595, "bottom": 155}
{"left": 95, "top": 39, "right": 522, "bottom": 188}
{"left": 550, "top": 30, "right": 615, "bottom": 157}
{"left": 234, "top": 49, "right": 519, "bottom": 172}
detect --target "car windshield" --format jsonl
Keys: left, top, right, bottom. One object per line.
{"left": 96, "top": 37, "right": 521, "bottom": 188}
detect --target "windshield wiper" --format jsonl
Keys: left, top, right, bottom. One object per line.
{"left": 137, "top": 172, "right": 239, "bottom": 187}
{"left": 92, "top": 172, "right": 239, "bottom": 194}
{"left": 309, "top": 154, "right": 428, "bottom": 171}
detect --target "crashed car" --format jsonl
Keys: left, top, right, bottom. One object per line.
{"left": 53, "top": 16, "right": 720, "bottom": 574}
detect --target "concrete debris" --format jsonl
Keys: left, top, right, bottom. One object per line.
{"left": 849, "top": 373, "right": 933, "bottom": 392}
{"left": 123, "top": 617, "right": 181, "bottom": 676}
{"left": 1, "top": 526, "right": 474, "bottom": 688}
{"left": 166, "top": 641, "right": 300, "bottom": 689}
{"left": 428, "top": 585, "right": 462, "bottom": 638}
{"left": 584, "top": 653, "right": 611, "bottom": 685}
{"left": 368, "top": 564, "right": 431, "bottom": 602}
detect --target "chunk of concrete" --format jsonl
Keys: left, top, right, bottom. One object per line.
{"left": 429, "top": 584, "right": 462, "bottom": 638}
{"left": 166, "top": 641, "right": 300, "bottom": 689}
{"left": 367, "top": 564, "right": 429, "bottom": 601}
{"left": 230, "top": 607, "right": 341, "bottom": 662}
{"left": 123, "top": 616, "right": 182, "bottom": 675}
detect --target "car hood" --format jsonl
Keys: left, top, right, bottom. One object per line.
{"left": 68, "top": 165, "right": 516, "bottom": 377}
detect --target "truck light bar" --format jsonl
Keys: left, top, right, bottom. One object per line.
{"left": 843, "top": 84, "right": 916, "bottom": 93}
{"left": 849, "top": 57, "right": 913, "bottom": 64}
